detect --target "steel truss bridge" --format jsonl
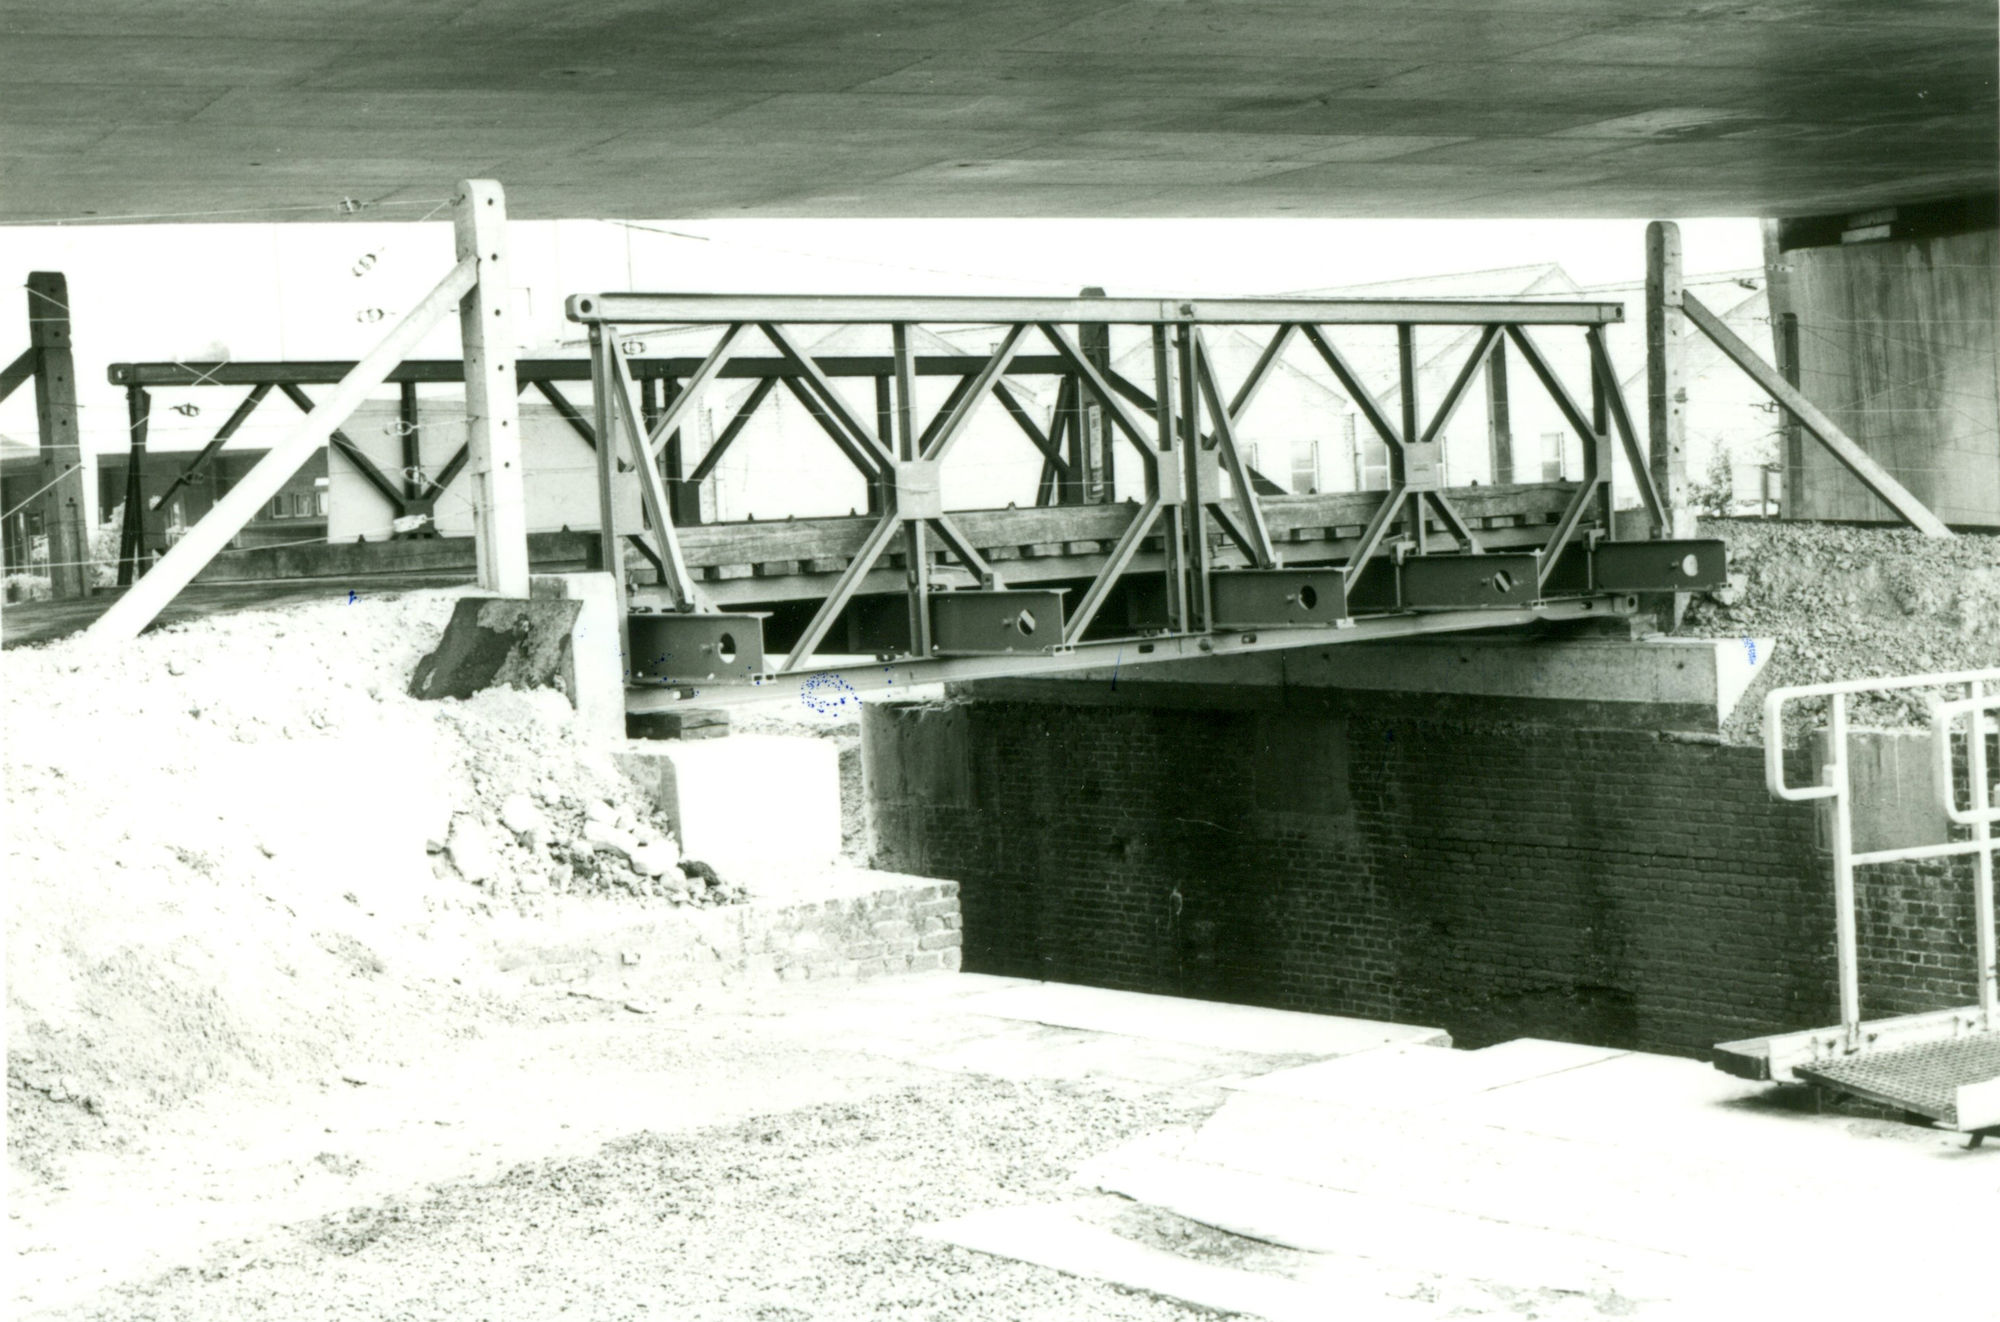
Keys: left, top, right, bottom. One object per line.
{"left": 111, "top": 292, "right": 1727, "bottom": 701}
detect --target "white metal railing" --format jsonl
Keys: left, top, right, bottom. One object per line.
{"left": 1765, "top": 668, "right": 2000, "bottom": 1052}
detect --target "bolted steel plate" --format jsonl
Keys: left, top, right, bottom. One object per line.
{"left": 1209, "top": 569, "right": 1349, "bottom": 627}
{"left": 931, "top": 589, "right": 1067, "bottom": 655}
{"left": 1591, "top": 538, "right": 1728, "bottom": 592}
{"left": 1399, "top": 552, "right": 1540, "bottom": 609}
{"left": 628, "top": 611, "right": 766, "bottom": 683}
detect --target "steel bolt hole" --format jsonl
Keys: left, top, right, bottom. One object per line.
{"left": 1297, "top": 584, "right": 1318, "bottom": 611}
{"left": 1490, "top": 570, "right": 1516, "bottom": 594}
{"left": 716, "top": 632, "right": 737, "bottom": 664}
{"left": 1014, "top": 609, "right": 1038, "bottom": 636}
{"left": 1680, "top": 553, "right": 1700, "bottom": 578}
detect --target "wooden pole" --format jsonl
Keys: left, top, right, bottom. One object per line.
{"left": 1485, "top": 337, "right": 1513, "bottom": 485}
{"left": 117, "top": 385, "right": 150, "bottom": 584}
{"left": 454, "top": 179, "right": 530, "bottom": 597}
{"left": 26, "top": 273, "right": 89, "bottom": 599}
{"left": 1078, "top": 286, "right": 1111, "bottom": 502}
{"left": 1775, "top": 311, "right": 1803, "bottom": 520}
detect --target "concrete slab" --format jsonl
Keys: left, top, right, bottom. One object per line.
{"left": 957, "top": 981, "right": 1450, "bottom": 1057}
{"left": 613, "top": 733, "right": 839, "bottom": 874}
{"left": 1225, "top": 1039, "right": 1621, "bottom": 1111}
{"left": 1082, "top": 1146, "right": 1704, "bottom": 1301}
{"left": 908, "top": 1019, "right": 1314, "bottom": 1089}
{"left": 919, "top": 1204, "right": 1395, "bottom": 1322}
{"left": 1157, "top": 1063, "right": 1998, "bottom": 1314}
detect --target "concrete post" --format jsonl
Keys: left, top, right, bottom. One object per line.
{"left": 1645, "top": 222, "right": 1691, "bottom": 537}
{"left": 454, "top": 179, "right": 530, "bottom": 597}
{"left": 1646, "top": 221, "right": 1691, "bottom": 627}
{"left": 26, "top": 273, "right": 89, "bottom": 598}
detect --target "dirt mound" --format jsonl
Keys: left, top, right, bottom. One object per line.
{"left": 1681, "top": 519, "right": 2000, "bottom": 738}
{"left": 3, "top": 587, "right": 734, "bottom": 1184}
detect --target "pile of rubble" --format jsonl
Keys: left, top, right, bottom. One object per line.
{"left": 440, "top": 782, "right": 741, "bottom": 908}
{"left": 1684, "top": 518, "right": 2000, "bottom": 737}
{"left": 3, "top": 586, "right": 738, "bottom": 1179}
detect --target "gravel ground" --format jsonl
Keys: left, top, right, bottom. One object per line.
{"left": 47, "top": 1073, "right": 1214, "bottom": 1322}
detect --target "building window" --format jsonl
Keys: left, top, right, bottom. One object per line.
{"left": 1290, "top": 439, "right": 1321, "bottom": 494}
{"left": 270, "top": 496, "right": 290, "bottom": 519}
{"left": 291, "top": 492, "right": 314, "bottom": 518}
{"left": 1541, "top": 432, "right": 1567, "bottom": 481}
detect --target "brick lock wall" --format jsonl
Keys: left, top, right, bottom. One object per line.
{"left": 867, "top": 697, "right": 1994, "bottom": 1057}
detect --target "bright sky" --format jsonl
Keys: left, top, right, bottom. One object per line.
{"left": 0, "top": 215, "right": 1762, "bottom": 465}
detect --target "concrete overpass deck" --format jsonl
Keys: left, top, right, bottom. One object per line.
{"left": 6, "top": 0, "right": 1994, "bottom": 222}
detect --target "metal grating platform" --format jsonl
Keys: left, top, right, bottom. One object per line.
{"left": 1797, "top": 1033, "right": 2000, "bottom": 1128}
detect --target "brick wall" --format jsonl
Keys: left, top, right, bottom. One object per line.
{"left": 489, "top": 877, "right": 962, "bottom": 993}
{"left": 866, "top": 695, "right": 1993, "bottom": 1057}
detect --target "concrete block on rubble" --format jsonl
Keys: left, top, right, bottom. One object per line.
{"left": 409, "top": 595, "right": 582, "bottom": 701}
{"left": 531, "top": 572, "right": 624, "bottom": 744}
{"left": 614, "top": 734, "right": 840, "bottom": 875}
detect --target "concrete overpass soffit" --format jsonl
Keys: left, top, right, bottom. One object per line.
{"left": 1, "top": 2, "right": 1995, "bottom": 222}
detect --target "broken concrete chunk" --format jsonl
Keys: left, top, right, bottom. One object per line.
{"left": 408, "top": 596, "right": 583, "bottom": 701}
{"left": 627, "top": 840, "right": 675, "bottom": 878}
{"left": 447, "top": 818, "right": 499, "bottom": 883}
{"left": 585, "top": 800, "right": 616, "bottom": 825}
{"left": 581, "top": 819, "right": 638, "bottom": 859}
{"left": 499, "top": 792, "right": 546, "bottom": 840}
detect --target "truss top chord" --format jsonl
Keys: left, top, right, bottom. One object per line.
{"left": 564, "top": 293, "right": 1627, "bottom": 328}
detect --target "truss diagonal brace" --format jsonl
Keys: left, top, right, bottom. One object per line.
{"left": 760, "top": 322, "right": 895, "bottom": 477}
{"left": 921, "top": 323, "right": 1030, "bottom": 463}
{"left": 1503, "top": 325, "right": 1600, "bottom": 458}
{"left": 928, "top": 511, "right": 1005, "bottom": 589}
{"left": 1342, "top": 481, "right": 1408, "bottom": 604}
{"left": 279, "top": 382, "right": 409, "bottom": 514}
{"left": 1063, "top": 499, "right": 1164, "bottom": 644}
{"left": 1418, "top": 325, "right": 1501, "bottom": 448}
{"left": 780, "top": 508, "right": 904, "bottom": 671}
{"left": 1424, "top": 490, "right": 1485, "bottom": 554}
{"left": 1586, "top": 327, "right": 1665, "bottom": 535}
{"left": 991, "top": 381, "right": 1071, "bottom": 476}
{"left": 640, "top": 323, "right": 741, "bottom": 458}
{"left": 1193, "top": 328, "right": 1278, "bottom": 568}
{"left": 689, "top": 376, "right": 777, "bottom": 484}
{"left": 1039, "top": 322, "right": 1160, "bottom": 482}
{"left": 1301, "top": 324, "right": 1404, "bottom": 453}
{"left": 0, "top": 347, "right": 36, "bottom": 403}
{"left": 1228, "top": 324, "right": 1296, "bottom": 421}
